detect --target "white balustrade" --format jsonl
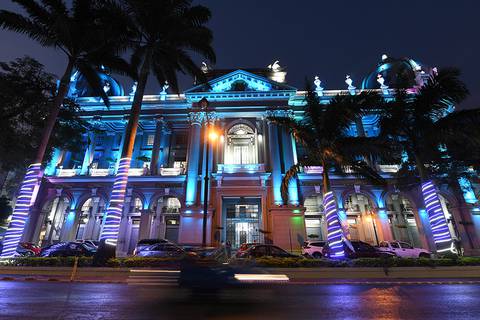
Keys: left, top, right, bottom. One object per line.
{"left": 57, "top": 168, "right": 78, "bottom": 177}
{"left": 160, "top": 167, "right": 183, "bottom": 176}
{"left": 217, "top": 163, "right": 265, "bottom": 174}
{"left": 303, "top": 166, "right": 323, "bottom": 174}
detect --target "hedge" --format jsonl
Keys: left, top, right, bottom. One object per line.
{"left": 232, "top": 256, "right": 480, "bottom": 268}
{"left": 1, "top": 256, "right": 480, "bottom": 268}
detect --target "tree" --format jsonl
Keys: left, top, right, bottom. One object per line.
{"left": 0, "top": 196, "right": 13, "bottom": 224}
{"left": 378, "top": 68, "right": 479, "bottom": 253}
{"left": 100, "top": 0, "right": 216, "bottom": 245}
{"left": 0, "top": 57, "right": 87, "bottom": 173}
{"left": 0, "top": 0, "right": 131, "bottom": 257}
{"left": 270, "top": 87, "right": 393, "bottom": 258}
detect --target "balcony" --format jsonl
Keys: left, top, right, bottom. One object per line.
{"left": 378, "top": 165, "right": 400, "bottom": 173}
{"left": 57, "top": 168, "right": 80, "bottom": 177}
{"left": 217, "top": 163, "right": 265, "bottom": 174}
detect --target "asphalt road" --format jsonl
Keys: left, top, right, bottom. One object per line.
{"left": 0, "top": 281, "right": 479, "bottom": 320}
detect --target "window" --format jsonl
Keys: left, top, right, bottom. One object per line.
{"left": 224, "top": 124, "right": 257, "bottom": 164}
{"left": 379, "top": 242, "right": 389, "bottom": 248}
{"left": 270, "top": 246, "right": 289, "bottom": 257}
{"left": 391, "top": 242, "right": 400, "bottom": 249}
{"left": 147, "top": 134, "right": 155, "bottom": 146}
{"left": 399, "top": 242, "right": 413, "bottom": 249}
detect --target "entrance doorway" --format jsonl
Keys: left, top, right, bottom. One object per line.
{"left": 222, "top": 197, "right": 261, "bottom": 249}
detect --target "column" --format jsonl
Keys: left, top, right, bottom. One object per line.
{"left": 138, "top": 209, "right": 153, "bottom": 241}
{"left": 185, "top": 112, "right": 204, "bottom": 206}
{"left": 267, "top": 113, "right": 283, "bottom": 205}
{"left": 45, "top": 149, "right": 62, "bottom": 176}
{"left": 150, "top": 117, "right": 164, "bottom": 175}
{"left": 158, "top": 127, "right": 171, "bottom": 169}
{"left": 115, "top": 121, "right": 128, "bottom": 173}
{"left": 83, "top": 196, "right": 100, "bottom": 240}
{"left": 200, "top": 114, "right": 217, "bottom": 205}
{"left": 150, "top": 201, "right": 165, "bottom": 238}
{"left": 81, "top": 132, "right": 96, "bottom": 175}
{"left": 280, "top": 117, "right": 299, "bottom": 205}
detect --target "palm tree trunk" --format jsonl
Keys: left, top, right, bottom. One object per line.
{"left": 321, "top": 161, "right": 346, "bottom": 258}
{"left": 0, "top": 60, "right": 75, "bottom": 257}
{"left": 100, "top": 55, "right": 151, "bottom": 245}
{"left": 35, "top": 59, "right": 75, "bottom": 163}
{"left": 414, "top": 152, "right": 454, "bottom": 253}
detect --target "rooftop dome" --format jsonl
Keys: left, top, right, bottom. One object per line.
{"left": 67, "top": 68, "right": 124, "bottom": 98}
{"left": 361, "top": 55, "right": 434, "bottom": 90}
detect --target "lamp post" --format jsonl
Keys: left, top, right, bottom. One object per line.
{"left": 367, "top": 211, "right": 380, "bottom": 246}
{"left": 200, "top": 98, "right": 218, "bottom": 247}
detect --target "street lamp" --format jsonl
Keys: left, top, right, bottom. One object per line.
{"left": 367, "top": 211, "right": 380, "bottom": 246}
{"left": 200, "top": 98, "right": 217, "bottom": 247}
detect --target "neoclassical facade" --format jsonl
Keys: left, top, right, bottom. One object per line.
{"left": 18, "top": 58, "right": 480, "bottom": 256}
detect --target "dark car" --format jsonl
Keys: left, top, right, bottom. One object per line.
{"left": 236, "top": 244, "right": 298, "bottom": 259}
{"left": 133, "top": 239, "right": 171, "bottom": 256}
{"left": 135, "top": 242, "right": 187, "bottom": 258}
{"left": 40, "top": 242, "right": 96, "bottom": 257}
{"left": 322, "top": 240, "right": 395, "bottom": 259}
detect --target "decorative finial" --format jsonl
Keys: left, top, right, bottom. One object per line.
{"left": 345, "top": 75, "right": 356, "bottom": 95}
{"left": 381, "top": 54, "right": 388, "bottom": 61}
{"left": 129, "top": 81, "right": 137, "bottom": 100}
{"left": 103, "top": 81, "right": 111, "bottom": 94}
{"left": 314, "top": 76, "right": 324, "bottom": 97}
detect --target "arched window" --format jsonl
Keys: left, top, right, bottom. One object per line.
{"left": 224, "top": 124, "right": 257, "bottom": 164}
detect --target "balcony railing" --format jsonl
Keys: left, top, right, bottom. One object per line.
{"left": 160, "top": 167, "right": 184, "bottom": 176}
{"left": 89, "top": 168, "right": 114, "bottom": 176}
{"left": 217, "top": 163, "right": 265, "bottom": 174}
{"left": 303, "top": 166, "right": 323, "bottom": 174}
{"left": 378, "top": 165, "right": 400, "bottom": 173}
{"left": 57, "top": 168, "right": 79, "bottom": 177}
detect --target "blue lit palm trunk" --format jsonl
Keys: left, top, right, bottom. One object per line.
{"left": 322, "top": 164, "right": 346, "bottom": 259}
{"left": 1, "top": 62, "right": 74, "bottom": 258}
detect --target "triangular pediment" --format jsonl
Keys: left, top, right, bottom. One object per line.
{"left": 185, "top": 69, "right": 296, "bottom": 94}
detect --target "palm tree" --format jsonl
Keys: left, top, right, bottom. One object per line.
{"left": 100, "top": 0, "right": 216, "bottom": 244}
{"left": 378, "top": 68, "right": 478, "bottom": 253}
{"left": 0, "top": 0, "right": 130, "bottom": 257}
{"left": 270, "top": 88, "right": 392, "bottom": 258}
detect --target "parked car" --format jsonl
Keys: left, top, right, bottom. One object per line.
{"left": 302, "top": 240, "right": 326, "bottom": 258}
{"left": 236, "top": 244, "right": 298, "bottom": 259}
{"left": 132, "top": 239, "right": 171, "bottom": 256}
{"left": 78, "top": 240, "right": 100, "bottom": 249}
{"left": 235, "top": 243, "right": 256, "bottom": 258}
{"left": 0, "top": 241, "right": 41, "bottom": 256}
{"left": 18, "top": 242, "right": 41, "bottom": 256}
{"left": 378, "top": 241, "right": 431, "bottom": 258}
{"left": 40, "top": 242, "right": 96, "bottom": 257}
{"left": 135, "top": 242, "right": 187, "bottom": 258}
{"left": 322, "top": 240, "right": 395, "bottom": 259}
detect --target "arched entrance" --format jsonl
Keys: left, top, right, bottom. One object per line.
{"left": 344, "top": 193, "right": 381, "bottom": 245}
{"left": 75, "top": 197, "right": 106, "bottom": 241}
{"left": 37, "top": 197, "right": 70, "bottom": 246}
{"left": 151, "top": 196, "right": 181, "bottom": 242}
{"left": 386, "top": 194, "right": 422, "bottom": 247}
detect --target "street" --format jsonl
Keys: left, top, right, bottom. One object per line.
{"left": 0, "top": 281, "right": 479, "bottom": 319}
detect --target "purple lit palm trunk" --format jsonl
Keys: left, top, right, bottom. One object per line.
{"left": 0, "top": 62, "right": 73, "bottom": 258}
{"left": 0, "top": 164, "right": 42, "bottom": 257}
{"left": 323, "top": 191, "right": 345, "bottom": 259}
{"left": 421, "top": 181, "right": 454, "bottom": 253}
{"left": 100, "top": 58, "right": 150, "bottom": 245}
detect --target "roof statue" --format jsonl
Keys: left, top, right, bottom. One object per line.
{"left": 129, "top": 81, "right": 137, "bottom": 100}
{"left": 103, "top": 81, "right": 111, "bottom": 94}
{"left": 314, "top": 76, "right": 324, "bottom": 97}
{"left": 160, "top": 81, "right": 169, "bottom": 101}
{"left": 377, "top": 74, "right": 389, "bottom": 95}
{"left": 381, "top": 54, "right": 388, "bottom": 61}
{"left": 201, "top": 61, "right": 211, "bottom": 73}
{"left": 268, "top": 60, "right": 281, "bottom": 72}
{"left": 345, "top": 75, "right": 356, "bottom": 95}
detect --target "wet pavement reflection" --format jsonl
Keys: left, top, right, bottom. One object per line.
{"left": 0, "top": 281, "right": 479, "bottom": 319}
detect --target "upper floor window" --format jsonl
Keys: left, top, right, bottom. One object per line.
{"left": 224, "top": 124, "right": 257, "bottom": 165}
{"left": 147, "top": 134, "right": 155, "bottom": 146}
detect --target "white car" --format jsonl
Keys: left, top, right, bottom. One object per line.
{"left": 302, "top": 240, "right": 326, "bottom": 258}
{"left": 378, "top": 241, "right": 431, "bottom": 258}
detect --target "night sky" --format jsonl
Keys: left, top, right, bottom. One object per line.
{"left": 0, "top": 1, "right": 479, "bottom": 108}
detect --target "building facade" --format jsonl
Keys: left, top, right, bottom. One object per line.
{"left": 18, "top": 58, "right": 480, "bottom": 256}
